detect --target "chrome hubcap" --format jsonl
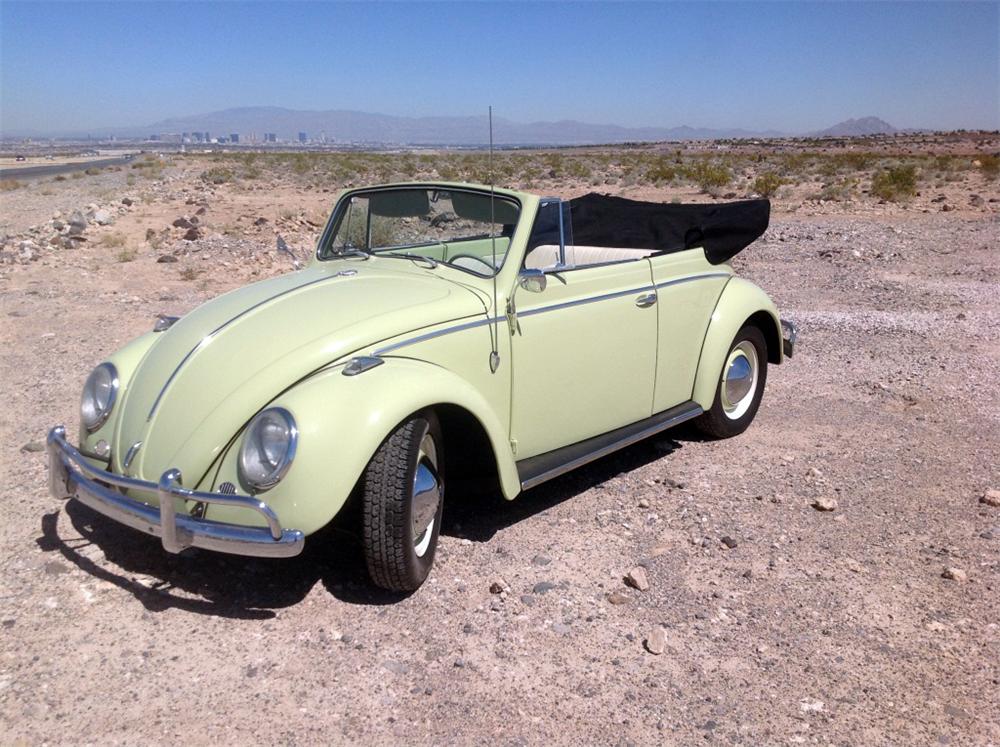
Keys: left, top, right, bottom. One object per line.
{"left": 721, "top": 341, "right": 758, "bottom": 420}
{"left": 411, "top": 432, "right": 441, "bottom": 557}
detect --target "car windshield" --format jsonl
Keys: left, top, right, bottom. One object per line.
{"left": 318, "top": 187, "right": 520, "bottom": 277}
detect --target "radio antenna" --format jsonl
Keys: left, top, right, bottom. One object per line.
{"left": 488, "top": 105, "right": 500, "bottom": 374}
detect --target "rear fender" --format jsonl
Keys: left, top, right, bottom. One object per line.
{"left": 692, "top": 277, "right": 782, "bottom": 410}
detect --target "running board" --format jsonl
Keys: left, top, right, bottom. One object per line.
{"left": 516, "top": 401, "right": 703, "bottom": 491}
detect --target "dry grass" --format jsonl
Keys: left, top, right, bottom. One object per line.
{"left": 1, "top": 179, "right": 24, "bottom": 191}
{"left": 101, "top": 232, "right": 127, "bottom": 249}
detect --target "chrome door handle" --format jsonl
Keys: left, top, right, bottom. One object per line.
{"left": 635, "top": 292, "right": 657, "bottom": 308}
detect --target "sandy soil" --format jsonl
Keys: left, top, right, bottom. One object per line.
{"left": 0, "top": 153, "right": 998, "bottom": 745}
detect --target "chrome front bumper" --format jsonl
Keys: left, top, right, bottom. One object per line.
{"left": 781, "top": 319, "right": 797, "bottom": 358}
{"left": 47, "top": 426, "right": 305, "bottom": 558}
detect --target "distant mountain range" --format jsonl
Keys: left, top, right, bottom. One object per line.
{"left": 7, "top": 107, "right": 907, "bottom": 144}
{"left": 809, "top": 116, "right": 899, "bottom": 137}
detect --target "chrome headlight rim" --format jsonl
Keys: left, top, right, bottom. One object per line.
{"left": 81, "top": 362, "right": 120, "bottom": 433}
{"left": 237, "top": 407, "right": 298, "bottom": 492}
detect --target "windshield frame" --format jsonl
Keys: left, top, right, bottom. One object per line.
{"left": 315, "top": 184, "right": 523, "bottom": 278}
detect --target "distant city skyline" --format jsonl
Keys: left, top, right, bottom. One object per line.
{"left": 1, "top": 1, "right": 997, "bottom": 136}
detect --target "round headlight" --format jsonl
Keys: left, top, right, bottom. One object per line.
{"left": 81, "top": 363, "right": 119, "bottom": 432}
{"left": 238, "top": 408, "right": 297, "bottom": 491}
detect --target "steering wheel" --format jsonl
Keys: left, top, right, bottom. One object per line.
{"left": 447, "top": 253, "right": 498, "bottom": 274}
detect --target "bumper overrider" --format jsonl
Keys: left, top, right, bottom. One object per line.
{"left": 781, "top": 319, "right": 797, "bottom": 358}
{"left": 47, "top": 426, "right": 305, "bottom": 558}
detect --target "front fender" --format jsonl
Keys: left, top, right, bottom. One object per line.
{"left": 79, "top": 331, "right": 158, "bottom": 456}
{"left": 692, "top": 277, "right": 782, "bottom": 410}
{"left": 204, "top": 357, "right": 519, "bottom": 536}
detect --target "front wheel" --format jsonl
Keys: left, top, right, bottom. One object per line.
{"left": 692, "top": 325, "right": 768, "bottom": 439}
{"left": 361, "top": 411, "right": 445, "bottom": 591}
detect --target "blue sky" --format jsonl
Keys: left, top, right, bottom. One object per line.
{"left": 1, "top": 1, "right": 997, "bottom": 135}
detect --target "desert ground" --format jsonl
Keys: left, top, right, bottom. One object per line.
{"left": 1, "top": 137, "right": 998, "bottom": 745}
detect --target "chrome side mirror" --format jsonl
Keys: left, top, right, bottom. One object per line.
{"left": 518, "top": 268, "right": 547, "bottom": 293}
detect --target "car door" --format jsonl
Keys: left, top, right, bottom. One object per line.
{"left": 509, "top": 201, "right": 658, "bottom": 461}
{"left": 646, "top": 250, "right": 732, "bottom": 412}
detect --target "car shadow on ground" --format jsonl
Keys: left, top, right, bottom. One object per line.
{"left": 35, "top": 436, "right": 684, "bottom": 616}
{"left": 440, "top": 436, "right": 682, "bottom": 542}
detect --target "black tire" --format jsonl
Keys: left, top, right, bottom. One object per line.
{"left": 693, "top": 324, "right": 768, "bottom": 439}
{"left": 361, "top": 411, "right": 445, "bottom": 591}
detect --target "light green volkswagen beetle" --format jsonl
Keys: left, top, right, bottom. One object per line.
{"left": 48, "top": 183, "right": 795, "bottom": 591}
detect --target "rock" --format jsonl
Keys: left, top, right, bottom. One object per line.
{"left": 51, "top": 220, "right": 64, "bottom": 231}
{"left": 156, "top": 254, "right": 178, "bottom": 264}
{"left": 644, "top": 627, "right": 666, "bottom": 655}
{"left": 17, "top": 242, "right": 37, "bottom": 263}
{"left": 172, "top": 217, "right": 193, "bottom": 229}
{"left": 531, "top": 555, "right": 551, "bottom": 566}
{"left": 145, "top": 228, "right": 157, "bottom": 241}
{"left": 606, "top": 591, "right": 629, "bottom": 605}
{"left": 942, "top": 567, "right": 967, "bottom": 582}
{"left": 253, "top": 217, "right": 269, "bottom": 226}
{"left": 488, "top": 581, "right": 505, "bottom": 594}
{"left": 624, "top": 566, "right": 649, "bottom": 591}
{"left": 182, "top": 227, "right": 202, "bottom": 241}
{"left": 93, "top": 209, "right": 113, "bottom": 225}
{"left": 519, "top": 594, "right": 536, "bottom": 607}
{"left": 980, "top": 489, "right": 1000, "bottom": 508}
{"left": 806, "top": 466, "right": 824, "bottom": 479}
{"left": 969, "top": 194, "right": 984, "bottom": 207}
{"left": 382, "top": 660, "right": 409, "bottom": 675}
{"left": 67, "top": 212, "right": 87, "bottom": 236}
{"left": 551, "top": 622, "right": 570, "bottom": 635}
{"left": 638, "top": 498, "right": 650, "bottom": 508}
{"left": 721, "top": 535, "right": 738, "bottom": 549}
{"left": 941, "top": 204, "right": 953, "bottom": 212}
{"left": 195, "top": 206, "right": 207, "bottom": 215}
{"left": 121, "top": 197, "right": 134, "bottom": 206}
{"left": 20, "top": 441, "right": 44, "bottom": 453}
{"left": 532, "top": 581, "right": 557, "bottom": 595}
{"left": 812, "top": 497, "right": 838, "bottom": 512}
{"left": 799, "top": 700, "right": 825, "bottom": 713}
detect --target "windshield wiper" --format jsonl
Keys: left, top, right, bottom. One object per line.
{"left": 378, "top": 252, "right": 438, "bottom": 269}
{"left": 334, "top": 249, "right": 370, "bottom": 260}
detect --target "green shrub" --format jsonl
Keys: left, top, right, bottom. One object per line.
{"left": 645, "top": 156, "right": 676, "bottom": 184}
{"left": 201, "top": 167, "right": 233, "bottom": 184}
{"left": 871, "top": 164, "right": 918, "bottom": 201}
{"left": 752, "top": 172, "right": 784, "bottom": 197}
{"left": 978, "top": 154, "right": 999, "bottom": 179}
{"left": 690, "top": 160, "right": 731, "bottom": 192}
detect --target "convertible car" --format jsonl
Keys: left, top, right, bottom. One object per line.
{"left": 48, "top": 183, "right": 795, "bottom": 591}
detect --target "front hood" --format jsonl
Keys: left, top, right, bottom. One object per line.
{"left": 113, "top": 262, "right": 485, "bottom": 484}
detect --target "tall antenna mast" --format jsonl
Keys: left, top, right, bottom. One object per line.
{"left": 488, "top": 105, "right": 500, "bottom": 374}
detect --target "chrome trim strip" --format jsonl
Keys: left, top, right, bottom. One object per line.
{"left": 654, "top": 271, "right": 732, "bottom": 290}
{"left": 374, "top": 316, "right": 502, "bottom": 356}
{"left": 372, "top": 273, "right": 732, "bottom": 356}
{"left": 518, "top": 402, "right": 704, "bottom": 491}
{"left": 517, "top": 285, "right": 655, "bottom": 318}
{"left": 47, "top": 426, "right": 304, "bottom": 558}
{"left": 147, "top": 274, "right": 342, "bottom": 421}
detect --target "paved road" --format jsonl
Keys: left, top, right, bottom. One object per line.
{"left": 0, "top": 156, "right": 131, "bottom": 180}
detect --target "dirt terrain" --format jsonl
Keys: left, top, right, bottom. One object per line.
{"left": 1, "top": 146, "right": 998, "bottom": 745}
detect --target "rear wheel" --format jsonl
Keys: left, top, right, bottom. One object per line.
{"left": 361, "top": 411, "right": 444, "bottom": 591}
{"left": 693, "top": 325, "right": 768, "bottom": 439}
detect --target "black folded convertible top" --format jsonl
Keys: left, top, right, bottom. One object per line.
{"left": 568, "top": 193, "right": 770, "bottom": 265}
